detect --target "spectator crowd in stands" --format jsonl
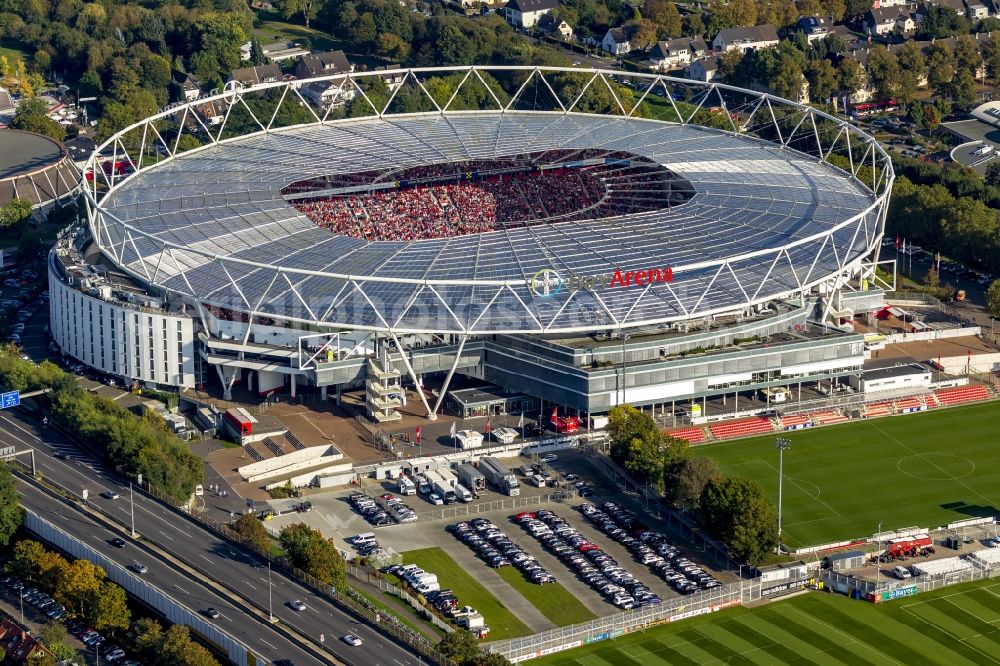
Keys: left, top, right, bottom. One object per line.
{"left": 289, "top": 150, "right": 693, "bottom": 241}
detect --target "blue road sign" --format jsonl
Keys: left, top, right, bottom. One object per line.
{"left": 0, "top": 391, "right": 19, "bottom": 409}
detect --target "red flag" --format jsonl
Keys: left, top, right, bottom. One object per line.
{"left": 415, "top": 426, "right": 421, "bottom": 444}
{"left": 895, "top": 234, "right": 900, "bottom": 250}
{"left": 550, "top": 407, "right": 559, "bottom": 425}
{"left": 938, "top": 353, "right": 942, "bottom": 369}
{"left": 485, "top": 419, "right": 491, "bottom": 435}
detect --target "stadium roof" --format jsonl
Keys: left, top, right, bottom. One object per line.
{"left": 88, "top": 68, "right": 891, "bottom": 335}
{"left": 0, "top": 129, "right": 79, "bottom": 208}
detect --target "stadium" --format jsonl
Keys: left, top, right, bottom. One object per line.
{"left": 51, "top": 67, "right": 893, "bottom": 423}
{"left": 0, "top": 129, "right": 80, "bottom": 214}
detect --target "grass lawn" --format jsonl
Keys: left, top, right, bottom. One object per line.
{"left": 536, "top": 579, "right": 1000, "bottom": 666}
{"left": 403, "top": 547, "right": 533, "bottom": 640}
{"left": 700, "top": 401, "right": 1000, "bottom": 549}
{"left": 494, "top": 566, "right": 595, "bottom": 627}
{"left": 0, "top": 38, "right": 31, "bottom": 63}
{"left": 252, "top": 19, "right": 343, "bottom": 53}
{"left": 353, "top": 587, "right": 446, "bottom": 639}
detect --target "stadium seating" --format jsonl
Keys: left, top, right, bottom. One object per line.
{"left": 263, "top": 437, "right": 284, "bottom": 457}
{"left": 244, "top": 444, "right": 265, "bottom": 463}
{"left": 286, "top": 431, "right": 306, "bottom": 451}
{"left": 709, "top": 417, "right": 775, "bottom": 440}
{"left": 934, "top": 384, "right": 991, "bottom": 406}
{"left": 778, "top": 413, "right": 811, "bottom": 429}
{"left": 863, "top": 402, "right": 892, "bottom": 418}
{"left": 893, "top": 396, "right": 925, "bottom": 412}
{"left": 665, "top": 426, "right": 706, "bottom": 444}
{"left": 810, "top": 410, "right": 849, "bottom": 425}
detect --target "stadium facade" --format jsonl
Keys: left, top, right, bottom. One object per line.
{"left": 51, "top": 67, "right": 893, "bottom": 422}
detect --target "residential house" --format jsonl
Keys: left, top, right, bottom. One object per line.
{"left": 538, "top": 14, "right": 574, "bottom": 40}
{"left": 194, "top": 100, "right": 224, "bottom": 125}
{"left": 300, "top": 80, "right": 355, "bottom": 109}
{"left": 929, "top": 0, "right": 967, "bottom": 13}
{"left": 294, "top": 50, "right": 353, "bottom": 80}
{"left": 262, "top": 41, "right": 311, "bottom": 62}
{"left": 864, "top": 6, "right": 916, "bottom": 36}
{"left": 502, "top": 0, "right": 559, "bottom": 28}
{"left": 686, "top": 56, "right": 722, "bottom": 82}
{"left": 602, "top": 27, "right": 632, "bottom": 55}
{"left": 180, "top": 74, "right": 201, "bottom": 102}
{"left": 229, "top": 64, "right": 283, "bottom": 87}
{"left": 711, "top": 25, "right": 779, "bottom": 53}
{"left": 874, "top": 0, "right": 910, "bottom": 6}
{"left": 648, "top": 36, "right": 708, "bottom": 70}
{"left": 797, "top": 16, "right": 833, "bottom": 42}
{"left": 967, "top": 0, "right": 990, "bottom": 20}
{"left": 0, "top": 617, "right": 49, "bottom": 662}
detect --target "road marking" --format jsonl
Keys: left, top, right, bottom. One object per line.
{"left": 174, "top": 584, "right": 189, "bottom": 594}
{"left": 157, "top": 530, "right": 175, "bottom": 542}
{"left": 260, "top": 638, "right": 277, "bottom": 650}
{"left": 245, "top": 582, "right": 256, "bottom": 590}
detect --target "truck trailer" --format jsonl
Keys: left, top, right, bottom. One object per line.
{"left": 479, "top": 457, "right": 520, "bottom": 496}
{"left": 456, "top": 463, "right": 486, "bottom": 493}
{"left": 426, "top": 469, "right": 458, "bottom": 504}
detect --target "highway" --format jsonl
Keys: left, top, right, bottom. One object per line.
{"left": 19, "top": 482, "right": 322, "bottom": 666}
{"left": 0, "top": 410, "right": 425, "bottom": 666}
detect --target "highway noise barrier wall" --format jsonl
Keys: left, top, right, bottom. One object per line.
{"left": 23, "top": 508, "right": 265, "bottom": 666}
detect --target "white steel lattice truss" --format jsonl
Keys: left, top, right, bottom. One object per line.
{"left": 83, "top": 67, "right": 893, "bottom": 335}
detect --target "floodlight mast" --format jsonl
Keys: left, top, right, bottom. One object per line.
{"left": 776, "top": 437, "right": 792, "bottom": 551}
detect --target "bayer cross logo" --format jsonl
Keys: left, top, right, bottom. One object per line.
{"left": 529, "top": 268, "right": 563, "bottom": 297}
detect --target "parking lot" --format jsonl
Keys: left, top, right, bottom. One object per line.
{"left": 268, "top": 450, "right": 730, "bottom": 626}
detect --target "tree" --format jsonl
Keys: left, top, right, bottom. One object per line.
{"left": 987, "top": 33, "right": 1000, "bottom": 85}
{"left": 232, "top": 514, "right": 270, "bottom": 554}
{"left": 628, "top": 19, "right": 659, "bottom": 51}
{"left": 837, "top": 58, "right": 867, "bottom": 98}
{"left": 771, "top": 55, "right": 805, "bottom": 101}
{"left": 698, "top": 476, "right": 778, "bottom": 566}
{"left": 954, "top": 35, "right": 983, "bottom": 78}
{"left": 669, "top": 456, "right": 721, "bottom": 508}
{"left": 89, "top": 581, "right": 130, "bottom": 631}
{"left": 55, "top": 559, "right": 104, "bottom": 614}
{"left": 987, "top": 279, "right": 1000, "bottom": 318}
{"left": 720, "top": 0, "right": 757, "bottom": 27}
{"left": 475, "top": 652, "right": 512, "bottom": 666}
{"left": 38, "top": 622, "right": 75, "bottom": 662}
{"left": 7, "top": 540, "right": 47, "bottom": 581}
{"left": 278, "top": 523, "right": 346, "bottom": 590}
{"left": 896, "top": 41, "right": 926, "bottom": 104}
{"left": 866, "top": 46, "right": 899, "bottom": 100}
{"left": 927, "top": 42, "right": 956, "bottom": 98}
{"left": 952, "top": 69, "right": 978, "bottom": 109}
{"left": 0, "top": 199, "right": 33, "bottom": 228}
{"left": 10, "top": 97, "right": 64, "bottom": 141}
{"left": 437, "top": 631, "right": 481, "bottom": 666}
{"left": 844, "top": 0, "right": 874, "bottom": 20}
{"left": 923, "top": 265, "right": 940, "bottom": 289}
{"left": 160, "top": 625, "right": 220, "bottom": 666}
{"left": 606, "top": 405, "right": 658, "bottom": 463}
{"left": 986, "top": 162, "right": 1000, "bottom": 189}
{"left": 806, "top": 59, "right": 838, "bottom": 103}
{"left": 642, "top": 0, "right": 681, "bottom": 37}
{"left": 0, "top": 463, "right": 20, "bottom": 547}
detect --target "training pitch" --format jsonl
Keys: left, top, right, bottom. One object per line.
{"left": 700, "top": 401, "right": 1000, "bottom": 549}
{"left": 537, "top": 579, "right": 1000, "bottom": 666}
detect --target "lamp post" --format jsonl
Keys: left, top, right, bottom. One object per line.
{"left": 129, "top": 482, "right": 137, "bottom": 538}
{"left": 876, "top": 520, "right": 882, "bottom": 588}
{"left": 776, "top": 438, "right": 791, "bottom": 549}
{"left": 620, "top": 331, "right": 632, "bottom": 407}
{"left": 267, "top": 561, "right": 274, "bottom": 622}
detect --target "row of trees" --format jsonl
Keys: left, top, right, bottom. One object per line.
{"left": 0, "top": 348, "right": 203, "bottom": 500}
{"left": 7, "top": 539, "right": 221, "bottom": 665}
{"left": 606, "top": 406, "right": 778, "bottom": 566}
{"left": 278, "top": 523, "right": 348, "bottom": 591}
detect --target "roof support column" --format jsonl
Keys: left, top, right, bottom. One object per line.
{"left": 431, "top": 334, "right": 468, "bottom": 418}
{"left": 388, "top": 332, "right": 436, "bottom": 420}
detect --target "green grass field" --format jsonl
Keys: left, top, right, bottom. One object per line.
{"left": 494, "top": 565, "right": 595, "bottom": 626}
{"left": 537, "top": 579, "right": 1000, "bottom": 666}
{"left": 700, "top": 402, "right": 1000, "bottom": 548}
{"left": 402, "top": 547, "right": 533, "bottom": 640}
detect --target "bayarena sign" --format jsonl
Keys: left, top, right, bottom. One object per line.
{"left": 529, "top": 266, "right": 675, "bottom": 298}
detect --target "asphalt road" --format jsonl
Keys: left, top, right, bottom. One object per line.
{"left": 18, "top": 482, "right": 322, "bottom": 666}
{"left": 0, "top": 411, "right": 424, "bottom": 666}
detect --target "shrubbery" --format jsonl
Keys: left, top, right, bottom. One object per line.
{"left": 0, "top": 348, "right": 202, "bottom": 500}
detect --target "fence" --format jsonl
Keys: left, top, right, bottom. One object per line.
{"left": 489, "top": 581, "right": 744, "bottom": 662}
{"left": 410, "top": 490, "right": 581, "bottom": 522}
{"left": 141, "top": 482, "right": 455, "bottom": 666}
{"left": 23, "top": 508, "right": 265, "bottom": 666}
{"left": 348, "top": 565, "right": 454, "bottom": 634}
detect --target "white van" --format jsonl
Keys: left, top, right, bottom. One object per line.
{"left": 352, "top": 532, "right": 376, "bottom": 546}
{"left": 455, "top": 483, "right": 473, "bottom": 503}
{"left": 531, "top": 474, "right": 546, "bottom": 488}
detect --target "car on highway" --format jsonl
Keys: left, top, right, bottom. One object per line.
{"left": 101, "top": 490, "right": 120, "bottom": 500}
{"left": 288, "top": 599, "right": 306, "bottom": 611}
{"left": 109, "top": 537, "right": 126, "bottom": 548}
{"left": 341, "top": 634, "right": 363, "bottom": 646}
{"left": 128, "top": 562, "right": 148, "bottom": 574}
{"left": 204, "top": 608, "right": 220, "bottom": 619}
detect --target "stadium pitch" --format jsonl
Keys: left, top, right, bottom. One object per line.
{"left": 700, "top": 401, "right": 1000, "bottom": 549}
{"left": 535, "top": 579, "right": 1000, "bottom": 666}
